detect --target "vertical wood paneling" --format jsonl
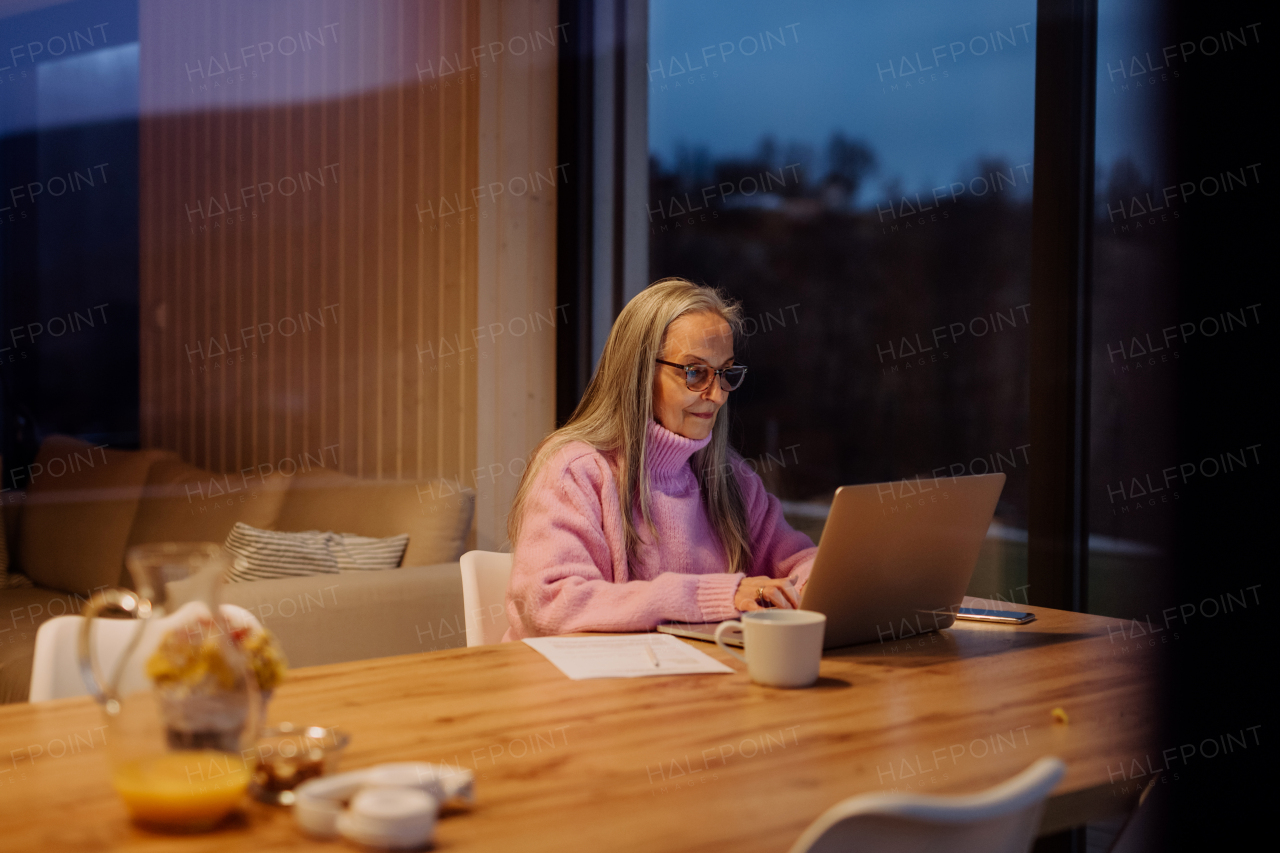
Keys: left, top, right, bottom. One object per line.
{"left": 138, "top": 0, "right": 481, "bottom": 484}
{"left": 139, "top": 0, "right": 554, "bottom": 544}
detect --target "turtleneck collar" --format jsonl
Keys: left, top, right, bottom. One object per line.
{"left": 645, "top": 420, "right": 712, "bottom": 485}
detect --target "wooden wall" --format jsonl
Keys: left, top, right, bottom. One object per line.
{"left": 474, "top": 0, "right": 559, "bottom": 548}
{"left": 138, "top": 0, "right": 558, "bottom": 545}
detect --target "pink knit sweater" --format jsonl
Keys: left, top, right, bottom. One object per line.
{"left": 502, "top": 421, "right": 817, "bottom": 639}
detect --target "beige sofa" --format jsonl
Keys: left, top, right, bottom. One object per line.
{"left": 1, "top": 436, "right": 474, "bottom": 703}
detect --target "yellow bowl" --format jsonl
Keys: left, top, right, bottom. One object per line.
{"left": 113, "top": 750, "right": 250, "bottom": 831}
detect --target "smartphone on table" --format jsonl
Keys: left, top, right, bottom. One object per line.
{"left": 955, "top": 607, "right": 1036, "bottom": 624}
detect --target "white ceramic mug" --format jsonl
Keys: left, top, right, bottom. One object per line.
{"left": 714, "top": 610, "right": 826, "bottom": 688}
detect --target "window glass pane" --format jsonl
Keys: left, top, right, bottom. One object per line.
{"left": 1089, "top": 0, "right": 1177, "bottom": 617}
{"left": 648, "top": 0, "right": 1037, "bottom": 605}
{"left": 0, "top": 0, "right": 141, "bottom": 470}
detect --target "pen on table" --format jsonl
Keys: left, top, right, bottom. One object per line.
{"left": 644, "top": 640, "right": 661, "bottom": 668}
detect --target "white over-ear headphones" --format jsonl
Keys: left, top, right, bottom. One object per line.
{"left": 294, "top": 762, "right": 475, "bottom": 849}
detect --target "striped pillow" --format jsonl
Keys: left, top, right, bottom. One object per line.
{"left": 224, "top": 524, "right": 340, "bottom": 583}
{"left": 332, "top": 532, "right": 410, "bottom": 572}
{"left": 223, "top": 523, "right": 410, "bottom": 583}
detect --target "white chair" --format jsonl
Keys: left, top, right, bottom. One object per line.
{"left": 29, "top": 615, "right": 143, "bottom": 702}
{"left": 459, "top": 550, "right": 514, "bottom": 646}
{"left": 29, "top": 601, "right": 263, "bottom": 702}
{"left": 787, "top": 756, "right": 1066, "bottom": 853}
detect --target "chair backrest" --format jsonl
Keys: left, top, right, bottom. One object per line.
{"left": 787, "top": 757, "right": 1067, "bottom": 853}
{"left": 29, "top": 616, "right": 142, "bottom": 702}
{"left": 29, "top": 602, "right": 263, "bottom": 702}
{"left": 459, "top": 550, "right": 514, "bottom": 646}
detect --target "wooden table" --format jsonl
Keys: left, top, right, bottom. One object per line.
{"left": 0, "top": 605, "right": 1159, "bottom": 851}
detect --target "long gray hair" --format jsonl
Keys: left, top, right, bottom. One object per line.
{"left": 507, "top": 278, "right": 753, "bottom": 575}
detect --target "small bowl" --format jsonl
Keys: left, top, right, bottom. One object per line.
{"left": 249, "top": 723, "right": 351, "bottom": 805}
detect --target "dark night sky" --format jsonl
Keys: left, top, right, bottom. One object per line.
{"left": 649, "top": 0, "right": 1165, "bottom": 202}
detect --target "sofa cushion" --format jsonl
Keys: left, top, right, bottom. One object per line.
{"left": 269, "top": 471, "right": 473, "bottom": 566}
{"left": 168, "top": 563, "right": 467, "bottom": 668}
{"left": 1, "top": 502, "right": 34, "bottom": 589}
{"left": 123, "top": 457, "right": 287, "bottom": 585}
{"left": 17, "top": 437, "right": 174, "bottom": 596}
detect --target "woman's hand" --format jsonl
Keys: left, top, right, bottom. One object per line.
{"left": 734, "top": 576, "right": 800, "bottom": 612}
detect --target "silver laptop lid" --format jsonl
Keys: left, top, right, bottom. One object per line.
{"left": 801, "top": 473, "right": 1005, "bottom": 649}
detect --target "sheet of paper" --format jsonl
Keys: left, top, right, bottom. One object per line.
{"left": 523, "top": 633, "right": 735, "bottom": 680}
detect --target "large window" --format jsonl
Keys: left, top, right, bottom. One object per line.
{"left": 0, "top": 0, "right": 140, "bottom": 478}
{"left": 648, "top": 0, "right": 1038, "bottom": 604}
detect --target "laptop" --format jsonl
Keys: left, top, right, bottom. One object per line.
{"left": 657, "top": 472, "right": 1006, "bottom": 650}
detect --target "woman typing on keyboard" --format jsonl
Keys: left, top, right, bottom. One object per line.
{"left": 502, "top": 278, "right": 816, "bottom": 640}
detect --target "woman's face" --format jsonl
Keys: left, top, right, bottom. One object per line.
{"left": 652, "top": 311, "right": 735, "bottom": 441}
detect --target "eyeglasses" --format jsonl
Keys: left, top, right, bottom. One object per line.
{"left": 655, "top": 359, "right": 748, "bottom": 392}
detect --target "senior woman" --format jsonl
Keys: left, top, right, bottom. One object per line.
{"left": 501, "top": 278, "right": 816, "bottom": 640}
